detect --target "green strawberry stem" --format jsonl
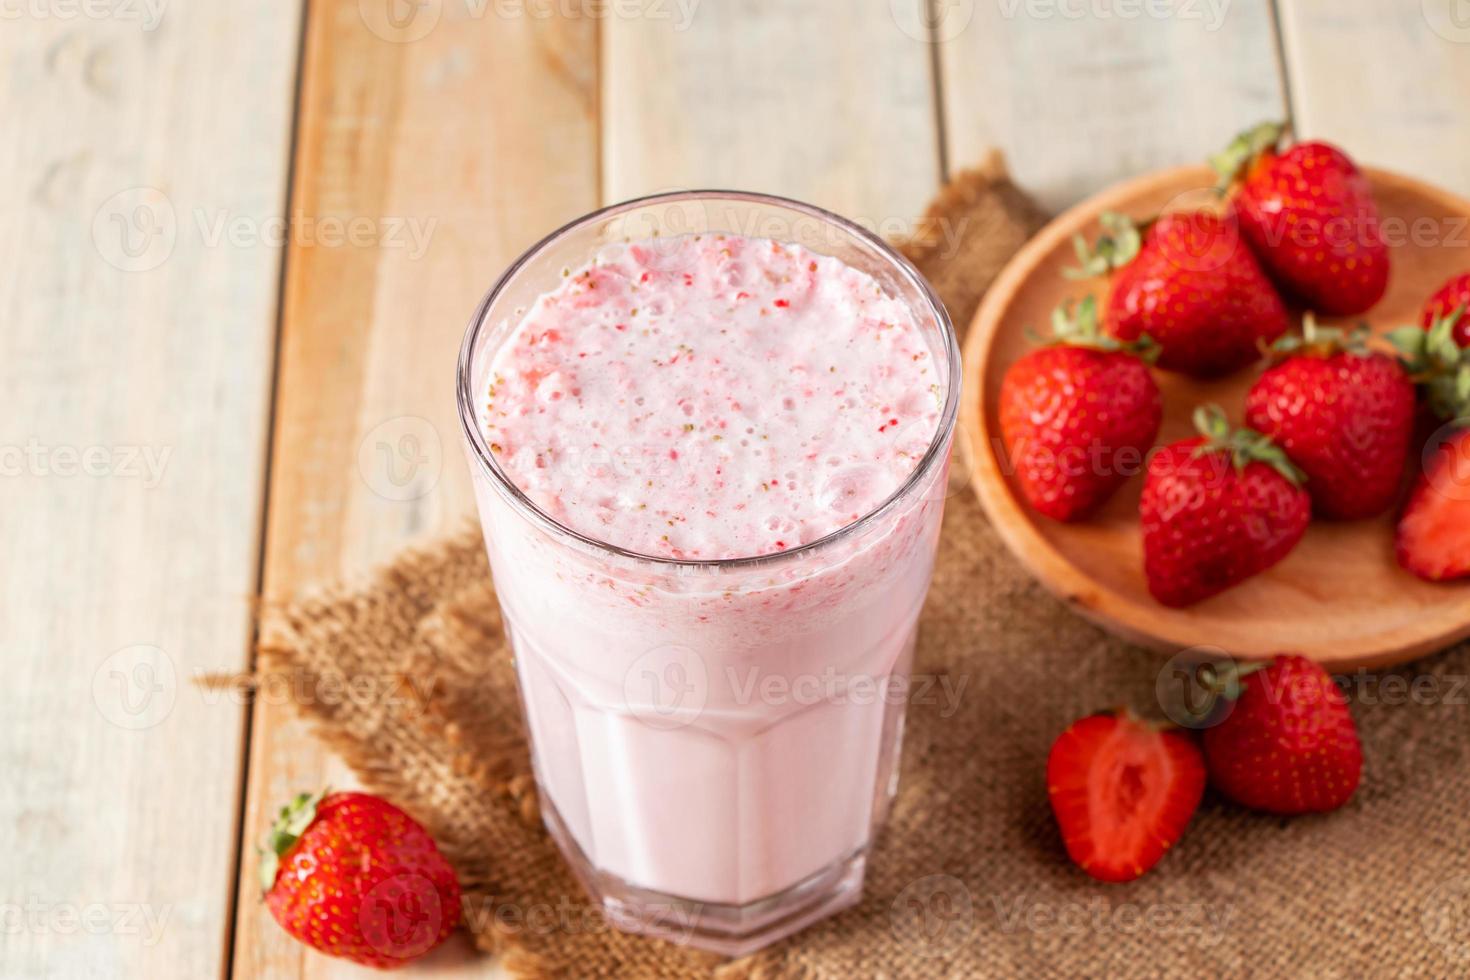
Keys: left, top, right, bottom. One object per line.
{"left": 1388, "top": 304, "right": 1470, "bottom": 423}
{"left": 1063, "top": 211, "right": 1144, "bottom": 279}
{"left": 1263, "top": 313, "right": 1372, "bottom": 361}
{"left": 1209, "top": 120, "right": 1287, "bottom": 192}
{"left": 1170, "top": 658, "right": 1273, "bottom": 726}
{"left": 1191, "top": 404, "right": 1306, "bottom": 486}
{"left": 1195, "top": 659, "right": 1271, "bottom": 698}
{"left": 258, "top": 789, "right": 328, "bottom": 895}
{"left": 1028, "top": 295, "right": 1161, "bottom": 362}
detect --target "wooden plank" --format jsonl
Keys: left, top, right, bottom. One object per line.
{"left": 1277, "top": 0, "right": 1470, "bottom": 197}
{"left": 603, "top": 0, "right": 941, "bottom": 223}
{"left": 231, "top": 2, "right": 599, "bottom": 977}
{"left": 937, "top": 0, "right": 1287, "bottom": 211}
{"left": 0, "top": 3, "right": 301, "bottom": 978}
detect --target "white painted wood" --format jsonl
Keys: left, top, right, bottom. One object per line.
{"left": 230, "top": 3, "right": 598, "bottom": 978}
{"left": 1278, "top": 0, "right": 1470, "bottom": 197}
{"left": 603, "top": 0, "right": 942, "bottom": 224}
{"left": 937, "top": 0, "right": 1287, "bottom": 210}
{"left": 0, "top": 2, "right": 302, "bottom": 978}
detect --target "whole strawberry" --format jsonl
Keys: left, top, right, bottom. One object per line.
{"left": 1418, "top": 271, "right": 1470, "bottom": 347}
{"left": 1141, "top": 406, "right": 1310, "bottom": 607}
{"left": 1396, "top": 426, "right": 1470, "bottom": 582}
{"left": 1202, "top": 655, "right": 1363, "bottom": 814}
{"left": 1070, "top": 210, "right": 1290, "bottom": 377}
{"left": 999, "top": 296, "right": 1163, "bottom": 521}
{"left": 1245, "top": 317, "right": 1415, "bottom": 519}
{"left": 1047, "top": 710, "right": 1205, "bottom": 882}
{"left": 260, "top": 791, "right": 462, "bottom": 969}
{"left": 1213, "top": 121, "right": 1388, "bottom": 316}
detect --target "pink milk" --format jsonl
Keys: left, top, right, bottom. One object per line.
{"left": 456, "top": 192, "right": 958, "bottom": 955}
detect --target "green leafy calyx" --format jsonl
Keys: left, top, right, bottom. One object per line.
{"left": 1388, "top": 305, "right": 1470, "bottom": 421}
{"left": 1209, "top": 120, "right": 1285, "bottom": 192}
{"left": 1265, "top": 313, "right": 1371, "bottom": 361}
{"left": 258, "top": 789, "right": 328, "bottom": 895}
{"left": 1191, "top": 404, "right": 1305, "bottom": 486}
{"left": 1063, "top": 211, "right": 1143, "bottom": 279}
{"left": 1035, "top": 295, "right": 1159, "bottom": 362}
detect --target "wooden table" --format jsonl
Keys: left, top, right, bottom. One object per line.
{"left": 5, "top": 2, "right": 1468, "bottom": 976}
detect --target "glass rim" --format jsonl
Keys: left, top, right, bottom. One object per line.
{"left": 455, "top": 188, "right": 961, "bottom": 572}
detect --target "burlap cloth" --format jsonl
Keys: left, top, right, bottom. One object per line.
{"left": 259, "top": 158, "right": 1470, "bottom": 978}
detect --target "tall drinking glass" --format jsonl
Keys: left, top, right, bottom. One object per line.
{"left": 456, "top": 191, "right": 959, "bottom": 955}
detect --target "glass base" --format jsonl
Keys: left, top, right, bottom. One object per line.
{"left": 541, "top": 796, "right": 867, "bottom": 957}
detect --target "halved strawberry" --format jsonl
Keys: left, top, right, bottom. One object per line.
{"left": 1046, "top": 711, "right": 1206, "bottom": 883}
{"left": 1397, "top": 426, "right": 1470, "bottom": 582}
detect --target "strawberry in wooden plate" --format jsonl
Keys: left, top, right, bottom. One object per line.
{"left": 1069, "top": 209, "right": 1290, "bottom": 377}
{"left": 1418, "top": 271, "right": 1470, "bottom": 347}
{"left": 998, "top": 295, "right": 1163, "bottom": 521}
{"left": 1140, "top": 406, "right": 1310, "bottom": 607}
{"left": 1245, "top": 317, "right": 1416, "bottom": 520}
{"left": 1212, "top": 121, "right": 1389, "bottom": 316}
{"left": 1395, "top": 425, "right": 1470, "bottom": 582}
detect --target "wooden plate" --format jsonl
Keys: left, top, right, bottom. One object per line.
{"left": 960, "top": 165, "right": 1470, "bottom": 669}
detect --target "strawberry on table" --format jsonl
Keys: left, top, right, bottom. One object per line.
{"left": 1141, "top": 406, "right": 1310, "bottom": 607}
{"left": 1395, "top": 425, "right": 1470, "bottom": 582}
{"left": 1202, "top": 654, "right": 1363, "bottom": 814}
{"left": 998, "top": 295, "right": 1163, "bottom": 521}
{"left": 1070, "top": 209, "right": 1290, "bottom": 377}
{"left": 1212, "top": 121, "right": 1389, "bottom": 316}
{"left": 260, "top": 790, "right": 462, "bottom": 969}
{"left": 1046, "top": 710, "right": 1206, "bottom": 882}
{"left": 1245, "top": 317, "right": 1416, "bottom": 520}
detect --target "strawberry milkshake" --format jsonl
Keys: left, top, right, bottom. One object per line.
{"left": 456, "top": 193, "right": 958, "bottom": 955}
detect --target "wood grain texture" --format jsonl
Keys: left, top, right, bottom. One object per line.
{"left": 936, "top": 0, "right": 1286, "bottom": 210}
{"left": 1277, "top": 0, "right": 1470, "bottom": 197}
{"left": 962, "top": 165, "right": 1470, "bottom": 667}
{"left": 603, "top": 0, "right": 941, "bottom": 222}
{"left": 231, "top": 3, "right": 598, "bottom": 977}
{"left": 0, "top": 3, "right": 301, "bottom": 978}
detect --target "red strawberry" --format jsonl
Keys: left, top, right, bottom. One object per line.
{"left": 1070, "top": 210, "right": 1290, "bottom": 377}
{"left": 1202, "top": 655, "right": 1363, "bottom": 814}
{"left": 260, "top": 791, "right": 462, "bottom": 969}
{"left": 1419, "top": 271, "right": 1470, "bottom": 347}
{"left": 1046, "top": 710, "right": 1205, "bottom": 882}
{"left": 1244, "top": 318, "right": 1416, "bottom": 519}
{"left": 999, "top": 296, "right": 1163, "bottom": 521}
{"left": 1396, "top": 426, "right": 1470, "bottom": 581}
{"left": 1213, "top": 122, "right": 1388, "bottom": 316}
{"left": 1141, "top": 406, "right": 1310, "bottom": 607}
